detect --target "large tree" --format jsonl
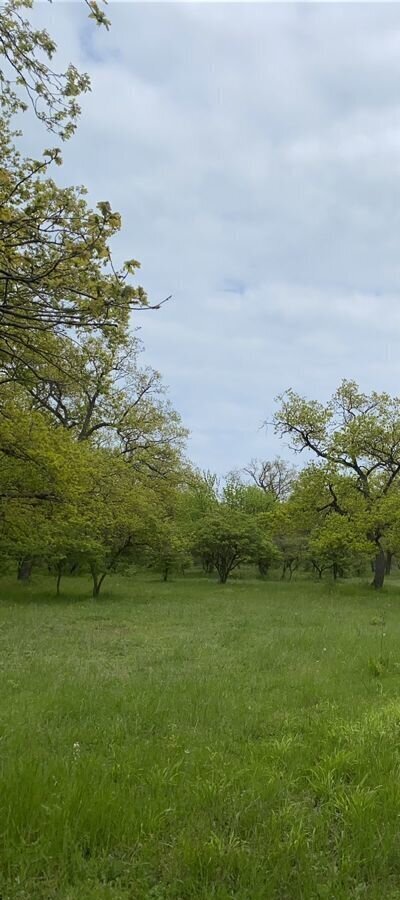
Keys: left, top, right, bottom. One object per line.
{"left": 17, "top": 332, "right": 186, "bottom": 475}
{"left": 274, "top": 380, "right": 400, "bottom": 588}
{"left": 244, "top": 457, "right": 296, "bottom": 501}
{"left": 0, "top": 2, "right": 161, "bottom": 382}
{"left": 0, "top": 117, "right": 150, "bottom": 380}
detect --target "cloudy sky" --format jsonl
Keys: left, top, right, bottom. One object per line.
{"left": 32, "top": 2, "right": 400, "bottom": 474}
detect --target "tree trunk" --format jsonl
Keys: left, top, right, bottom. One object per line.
{"left": 17, "top": 558, "right": 33, "bottom": 582}
{"left": 332, "top": 562, "right": 338, "bottom": 581}
{"left": 56, "top": 566, "right": 63, "bottom": 597}
{"left": 90, "top": 566, "right": 106, "bottom": 598}
{"left": 91, "top": 569, "right": 99, "bottom": 597}
{"left": 311, "top": 561, "right": 322, "bottom": 579}
{"left": 163, "top": 564, "right": 169, "bottom": 582}
{"left": 386, "top": 551, "right": 393, "bottom": 576}
{"left": 372, "top": 548, "right": 386, "bottom": 589}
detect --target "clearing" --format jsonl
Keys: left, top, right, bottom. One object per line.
{"left": 1, "top": 576, "right": 400, "bottom": 899}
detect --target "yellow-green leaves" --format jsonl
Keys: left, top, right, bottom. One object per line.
{"left": 0, "top": 117, "right": 148, "bottom": 378}
{"left": 275, "top": 382, "right": 400, "bottom": 585}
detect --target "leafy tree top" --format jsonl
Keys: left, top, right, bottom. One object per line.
{"left": 275, "top": 380, "right": 400, "bottom": 499}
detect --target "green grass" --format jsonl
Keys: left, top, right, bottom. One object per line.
{"left": 2, "top": 575, "right": 400, "bottom": 898}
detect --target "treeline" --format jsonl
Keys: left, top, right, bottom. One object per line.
{"left": 4, "top": 429, "right": 400, "bottom": 596}
{"left": 182, "top": 435, "right": 400, "bottom": 589}
{"left": 149, "top": 430, "right": 400, "bottom": 589}
{"left": 199, "top": 380, "right": 400, "bottom": 592}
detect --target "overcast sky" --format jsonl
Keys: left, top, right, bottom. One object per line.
{"left": 31, "top": 2, "right": 400, "bottom": 475}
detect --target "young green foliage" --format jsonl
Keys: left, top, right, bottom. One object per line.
{"left": 193, "top": 506, "right": 268, "bottom": 584}
{"left": 0, "top": 0, "right": 108, "bottom": 138}
{"left": 275, "top": 380, "right": 400, "bottom": 587}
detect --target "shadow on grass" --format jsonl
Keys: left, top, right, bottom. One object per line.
{"left": 0, "top": 576, "right": 95, "bottom": 607}
{"left": 0, "top": 575, "right": 159, "bottom": 607}
{"left": 1, "top": 573, "right": 400, "bottom": 611}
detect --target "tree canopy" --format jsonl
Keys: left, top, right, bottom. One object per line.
{"left": 275, "top": 380, "right": 400, "bottom": 587}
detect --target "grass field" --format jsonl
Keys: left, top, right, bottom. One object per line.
{"left": 2, "top": 575, "right": 400, "bottom": 899}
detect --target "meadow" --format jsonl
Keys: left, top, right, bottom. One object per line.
{"left": 1, "top": 575, "right": 400, "bottom": 899}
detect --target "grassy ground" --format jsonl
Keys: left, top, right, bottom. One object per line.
{"left": 1, "top": 575, "right": 400, "bottom": 898}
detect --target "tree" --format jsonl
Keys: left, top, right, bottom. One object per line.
{"left": 20, "top": 332, "right": 186, "bottom": 476}
{"left": 266, "top": 502, "right": 307, "bottom": 580}
{"left": 0, "top": 2, "right": 165, "bottom": 383}
{"left": 192, "top": 507, "right": 267, "bottom": 584}
{"left": 148, "top": 517, "right": 191, "bottom": 582}
{"left": 308, "top": 516, "right": 371, "bottom": 581}
{"left": 221, "top": 474, "right": 278, "bottom": 577}
{"left": 290, "top": 464, "right": 372, "bottom": 581}
{"left": 0, "top": 117, "right": 150, "bottom": 381}
{"left": 244, "top": 457, "right": 296, "bottom": 501}
{"left": 0, "top": 387, "right": 99, "bottom": 579}
{"left": 75, "top": 454, "right": 161, "bottom": 598}
{"left": 274, "top": 380, "right": 400, "bottom": 588}
{"left": 223, "top": 472, "right": 275, "bottom": 514}
{"left": 254, "top": 533, "right": 279, "bottom": 578}
{"left": 0, "top": 413, "right": 186, "bottom": 598}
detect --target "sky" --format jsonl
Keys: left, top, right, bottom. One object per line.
{"left": 30, "top": 2, "right": 400, "bottom": 475}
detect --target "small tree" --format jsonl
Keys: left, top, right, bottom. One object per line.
{"left": 256, "top": 538, "right": 280, "bottom": 578}
{"left": 80, "top": 457, "right": 159, "bottom": 598}
{"left": 148, "top": 519, "right": 191, "bottom": 582}
{"left": 308, "top": 516, "right": 371, "bottom": 581}
{"left": 192, "top": 508, "right": 265, "bottom": 584}
{"left": 266, "top": 503, "right": 307, "bottom": 580}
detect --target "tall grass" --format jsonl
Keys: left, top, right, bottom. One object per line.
{"left": 1, "top": 575, "right": 400, "bottom": 898}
